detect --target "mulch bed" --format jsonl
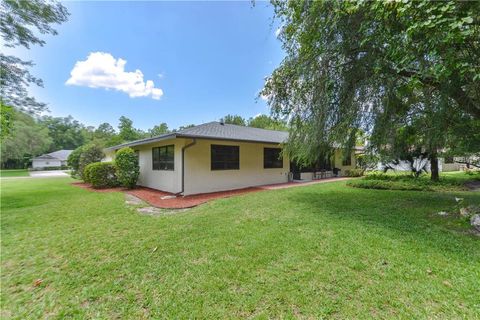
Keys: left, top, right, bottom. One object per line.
{"left": 72, "top": 177, "right": 350, "bottom": 209}
{"left": 71, "top": 182, "right": 261, "bottom": 209}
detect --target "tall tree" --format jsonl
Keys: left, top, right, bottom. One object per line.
{"left": 118, "top": 116, "right": 144, "bottom": 142}
{"left": 263, "top": 0, "right": 480, "bottom": 180}
{"left": 148, "top": 122, "right": 169, "bottom": 136}
{"left": 1, "top": 109, "right": 52, "bottom": 168}
{"left": 94, "top": 122, "right": 116, "bottom": 142}
{"left": 0, "top": 0, "right": 69, "bottom": 113}
{"left": 223, "top": 114, "right": 246, "bottom": 126}
{"left": 0, "top": 102, "right": 14, "bottom": 139}
{"left": 40, "top": 115, "right": 85, "bottom": 151}
{"left": 248, "top": 114, "right": 287, "bottom": 131}
{"left": 176, "top": 124, "right": 195, "bottom": 131}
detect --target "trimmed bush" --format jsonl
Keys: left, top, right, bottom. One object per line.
{"left": 344, "top": 168, "right": 364, "bottom": 177}
{"left": 83, "top": 163, "right": 95, "bottom": 183}
{"left": 115, "top": 147, "right": 139, "bottom": 189}
{"left": 347, "top": 179, "right": 428, "bottom": 191}
{"left": 347, "top": 172, "right": 477, "bottom": 192}
{"left": 79, "top": 144, "right": 104, "bottom": 180}
{"left": 67, "top": 146, "right": 84, "bottom": 177}
{"left": 87, "top": 162, "right": 118, "bottom": 188}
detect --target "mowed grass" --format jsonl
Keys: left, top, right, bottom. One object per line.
{"left": 1, "top": 177, "right": 479, "bottom": 319}
{"left": 0, "top": 169, "right": 29, "bottom": 178}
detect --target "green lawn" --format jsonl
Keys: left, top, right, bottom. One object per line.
{"left": 0, "top": 169, "right": 29, "bottom": 178}
{"left": 1, "top": 177, "right": 479, "bottom": 318}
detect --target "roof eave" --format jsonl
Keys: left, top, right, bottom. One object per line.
{"left": 175, "top": 133, "right": 286, "bottom": 145}
{"left": 104, "top": 133, "right": 177, "bottom": 151}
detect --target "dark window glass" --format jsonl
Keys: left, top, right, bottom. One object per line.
{"left": 342, "top": 154, "right": 352, "bottom": 166}
{"left": 211, "top": 145, "right": 239, "bottom": 170}
{"left": 264, "top": 148, "right": 283, "bottom": 168}
{"left": 152, "top": 145, "right": 174, "bottom": 170}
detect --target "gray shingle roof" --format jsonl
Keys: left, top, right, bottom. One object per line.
{"left": 176, "top": 122, "right": 288, "bottom": 144}
{"left": 34, "top": 150, "right": 73, "bottom": 161}
{"left": 106, "top": 122, "right": 288, "bottom": 150}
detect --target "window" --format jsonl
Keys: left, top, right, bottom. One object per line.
{"left": 211, "top": 145, "right": 239, "bottom": 170}
{"left": 152, "top": 145, "right": 174, "bottom": 170}
{"left": 342, "top": 154, "right": 352, "bottom": 166}
{"left": 264, "top": 148, "right": 283, "bottom": 168}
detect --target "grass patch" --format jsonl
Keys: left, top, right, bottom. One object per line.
{"left": 1, "top": 177, "right": 479, "bottom": 318}
{"left": 347, "top": 171, "right": 480, "bottom": 192}
{"left": 0, "top": 169, "right": 29, "bottom": 178}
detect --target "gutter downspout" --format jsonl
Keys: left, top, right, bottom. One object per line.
{"left": 177, "top": 138, "right": 196, "bottom": 196}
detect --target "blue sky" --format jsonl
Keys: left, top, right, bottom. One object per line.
{"left": 7, "top": 1, "right": 284, "bottom": 131}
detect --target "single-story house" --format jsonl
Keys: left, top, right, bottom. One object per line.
{"left": 104, "top": 122, "right": 358, "bottom": 196}
{"left": 32, "top": 150, "right": 73, "bottom": 169}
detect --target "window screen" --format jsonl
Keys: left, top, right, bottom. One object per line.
{"left": 264, "top": 148, "right": 283, "bottom": 168}
{"left": 342, "top": 154, "right": 352, "bottom": 166}
{"left": 211, "top": 145, "right": 239, "bottom": 170}
{"left": 152, "top": 145, "right": 174, "bottom": 170}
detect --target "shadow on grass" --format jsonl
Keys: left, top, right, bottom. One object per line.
{"left": 284, "top": 184, "right": 480, "bottom": 258}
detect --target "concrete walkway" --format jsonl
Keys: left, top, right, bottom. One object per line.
{"left": 29, "top": 170, "right": 70, "bottom": 178}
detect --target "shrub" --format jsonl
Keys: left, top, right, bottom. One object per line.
{"left": 465, "top": 169, "right": 480, "bottom": 177}
{"left": 115, "top": 147, "right": 139, "bottom": 189}
{"left": 67, "top": 146, "right": 84, "bottom": 177}
{"left": 79, "top": 144, "right": 104, "bottom": 180}
{"left": 87, "top": 162, "right": 118, "bottom": 188}
{"left": 83, "top": 163, "right": 95, "bottom": 183}
{"left": 347, "top": 179, "right": 428, "bottom": 191}
{"left": 344, "top": 168, "right": 364, "bottom": 177}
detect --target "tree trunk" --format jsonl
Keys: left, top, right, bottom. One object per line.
{"left": 430, "top": 155, "right": 439, "bottom": 181}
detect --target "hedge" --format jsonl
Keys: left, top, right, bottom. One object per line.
{"left": 344, "top": 168, "right": 364, "bottom": 177}
{"left": 83, "top": 163, "right": 95, "bottom": 184}
{"left": 115, "top": 147, "right": 139, "bottom": 189}
{"left": 86, "top": 162, "right": 118, "bottom": 188}
{"left": 78, "top": 144, "right": 104, "bottom": 180}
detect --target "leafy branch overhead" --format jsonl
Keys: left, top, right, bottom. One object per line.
{"left": 0, "top": 0, "right": 69, "bottom": 112}
{"left": 264, "top": 0, "right": 479, "bottom": 179}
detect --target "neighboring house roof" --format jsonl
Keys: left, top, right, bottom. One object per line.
{"left": 106, "top": 122, "right": 289, "bottom": 151}
{"left": 33, "top": 149, "right": 73, "bottom": 161}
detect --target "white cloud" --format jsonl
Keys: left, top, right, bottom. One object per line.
{"left": 66, "top": 52, "right": 163, "bottom": 100}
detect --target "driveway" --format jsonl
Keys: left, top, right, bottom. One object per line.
{"left": 29, "top": 170, "right": 70, "bottom": 178}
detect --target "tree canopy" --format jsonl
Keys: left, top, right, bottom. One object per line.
{"left": 263, "top": 0, "right": 480, "bottom": 179}
{"left": 148, "top": 122, "right": 169, "bottom": 137}
{"left": 0, "top": 0, "right": 69, "bottom": 113}
{"left": 223, "top": 114, "right": 247, "bottom": 126}
{"left": 248, "top": 114, "right": 288, "bottom": 131}
{"left": 1, "top": 109, "right": 52, "bottom": 168}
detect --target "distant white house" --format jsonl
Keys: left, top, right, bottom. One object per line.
{"left": 377, "top": 157, "right": 467, "bottom": 173}
{"left": 32, "top": 150, "right": 73, "bottom": 169}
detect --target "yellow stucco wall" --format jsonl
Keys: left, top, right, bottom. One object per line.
{"left": 105, "top": 138, "right": 185, "bottom": 194}
{"left": 333, "top": 149, "right": 357, "bottom": 175}
{"left": 106, "top": 138, "right": 289, "bottom": 195}
{"left": 183, "top": 139, "right": 289, "bottom": 195}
